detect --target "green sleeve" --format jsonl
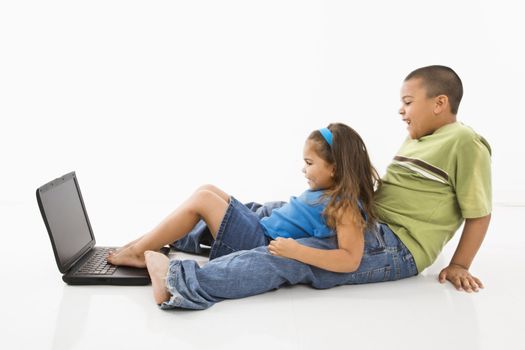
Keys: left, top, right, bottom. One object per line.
{"left": 454, "top": 135, "right": 492, "bottom": 218}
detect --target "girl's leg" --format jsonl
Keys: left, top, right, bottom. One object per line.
{"left": 108, "top": 235, "right": 145, "bottom": 256}
{"left": 108, "top": 185, "right": 231, "bottom": 267}
{"left": 112, "top": 185, "right": 230, "bottom": 255}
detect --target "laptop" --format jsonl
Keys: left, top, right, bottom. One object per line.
{"left": 36, "top": 171, "right": 151, "bottom": 285}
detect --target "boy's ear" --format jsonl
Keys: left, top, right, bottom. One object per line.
{"left": 433, "top": 95, "right": 449, "bottom": 115}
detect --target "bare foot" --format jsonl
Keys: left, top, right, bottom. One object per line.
{"left": 107, "top": 245, "right": 146, "bottom": 268}
{"left": 108, "top": 235, "right": 145, "bottom": 256}
{"left": 144, "top": 251, "right": 170, "bottom": 304}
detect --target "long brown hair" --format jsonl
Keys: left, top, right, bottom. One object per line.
{"left": 308, "top": 123, "right": 381, "bottom": 231}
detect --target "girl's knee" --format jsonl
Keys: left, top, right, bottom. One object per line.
{"left": 189, "top": 189, "right": 226, "bottom": 215}
{"left": 195, "top": 184, "right": 220, "bottom": 195}
{"left": 190, "top": 188, "right": 216, "bottom": 205}
{"left": 194, "top": 184, "right": 229, "bottom": 202}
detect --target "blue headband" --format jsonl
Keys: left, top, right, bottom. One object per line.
{"left": 319, "top": 128, "right": 333, "bottom": 146}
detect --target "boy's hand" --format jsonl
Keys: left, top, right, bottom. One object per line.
{"left": 438, "top": 264, "right": 484, "bottom": 293}
{"left": 268, "top": 238, "right": 300, "bottom": 259}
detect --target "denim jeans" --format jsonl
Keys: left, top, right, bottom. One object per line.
{"left": 170, "top": 200, "right": 286, "bottom": 257}
{"left": 162, "top": 201, "right": 418, "bottom": 310}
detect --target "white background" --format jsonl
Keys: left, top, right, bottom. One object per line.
{"left": 1, "top": 1, "right": 524, "bottom": 244}
{"left": 1, "top": 2, "right": 524, "bottom": 349}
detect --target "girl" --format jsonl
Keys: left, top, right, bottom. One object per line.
{"left": 109, "top": 123, "right": 415, "bottom": 309}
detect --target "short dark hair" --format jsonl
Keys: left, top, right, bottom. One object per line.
{"left": 405, "top": 65, "right": 463, "bottom": 114}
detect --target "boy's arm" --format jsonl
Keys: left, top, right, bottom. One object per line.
{"left": 438, "top": 214, "right": 491, "bottom": 292}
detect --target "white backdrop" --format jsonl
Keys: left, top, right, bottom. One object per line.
{"left": 1, "top": 0, "right": 524, "bottom": 245}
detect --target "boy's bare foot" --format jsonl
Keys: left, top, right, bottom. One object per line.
{"left": 106, "top": 245, "right": 146, "bottom": 268}
{"left": 144, "top": 251, "right": 170, "bottom": 305}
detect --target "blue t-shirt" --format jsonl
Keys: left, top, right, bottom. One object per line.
{"left": 260, "top": 190, "right": 334, "bottom": 239}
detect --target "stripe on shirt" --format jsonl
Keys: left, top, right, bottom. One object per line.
{"left": 393, "top": 156, "right": 449, "bottom": 184}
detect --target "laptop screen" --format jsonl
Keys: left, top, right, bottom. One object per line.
{"left": 37, "top": 173, "right": 94, "bottom": 271}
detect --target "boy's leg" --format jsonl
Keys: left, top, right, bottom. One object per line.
{"left": 144, "top": 251, "right": 171, "bottom": 304}
{"left": 158, "top": 231, "right": 418, "bottom": 310}
{"left": 156, "top": 239, "right": 337, "bottom": 309}
{"left": 108, "top": 187, "right": 230, "bottom": 267}
{"left": 158, "top": 245, "right": 317, "bottom": 309}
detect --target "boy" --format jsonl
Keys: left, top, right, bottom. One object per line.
{"left": 374, "top": 65, "right": 491, "bottom": 293}
{"left": 139, "top": 65, "right": 493, "bottom": 309}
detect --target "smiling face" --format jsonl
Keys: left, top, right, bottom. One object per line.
{"left": 399, "top": 78, "right": 445, "bottom": 140}
{"left": 302, "top": 139, "right": 335, "bottom": 190}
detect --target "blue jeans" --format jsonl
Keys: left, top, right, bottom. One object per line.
{"left": 163, "top": 201, "right": 418, "bottom": 310}
{"left": 171, "top": 200, "right": 285, "bottom": 256}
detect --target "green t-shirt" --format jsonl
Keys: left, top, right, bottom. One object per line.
{"left": 375, "top": 122, "right": 492, "bottom": 273}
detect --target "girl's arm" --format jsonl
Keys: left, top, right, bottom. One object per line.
{"left": 268, "top": 209, "right": 364, "bottom": 273}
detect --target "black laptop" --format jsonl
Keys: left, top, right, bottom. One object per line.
{"left": 37, "top": 172, "right": 151, "bottom": 285}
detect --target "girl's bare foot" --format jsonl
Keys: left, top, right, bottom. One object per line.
{"left": 144, "top": 251, "right": 170, "bottom": 305}
{"left": 108, "top": 235, "right": 146, "bottom": 257}
{"left": 106, "top": 245, "right": 146, "bottom": 268}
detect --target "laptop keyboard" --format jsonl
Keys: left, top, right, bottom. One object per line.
{"left": 76, "top": 247, "right": 117, "bottom": 275}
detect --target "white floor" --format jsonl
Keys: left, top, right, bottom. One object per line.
{"left": 1, "top": 203, "right": 523, "bottom": 350}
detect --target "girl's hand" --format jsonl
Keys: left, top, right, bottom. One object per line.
{"left": 268, "top": 238, "right": 300, "bottom": 259}
{"left": 438, "top": 264, "right": 484, "bottom": 292}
